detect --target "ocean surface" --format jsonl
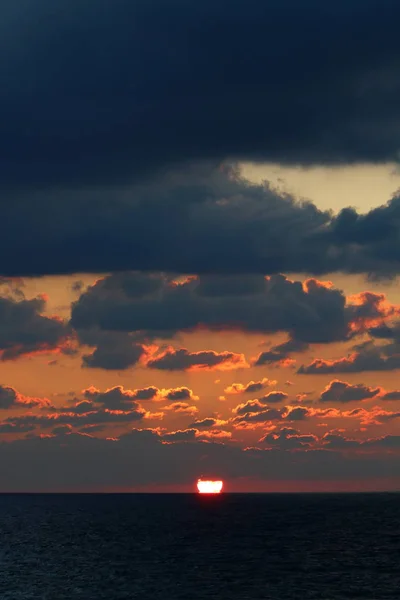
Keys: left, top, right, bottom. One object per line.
{"left": 0, "top": 493, "right": 399, "bottom": 599}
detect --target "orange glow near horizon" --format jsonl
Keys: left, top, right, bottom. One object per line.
{"left": 197, "top": 479, "right": 223, "bottom": 494}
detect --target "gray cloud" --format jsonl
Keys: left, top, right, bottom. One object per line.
{"left": 83, "top": 387, "right": 142, "bottom": 411}
{"left": 285, "top": 407, "right": 310, "bottom": 421}
{"left": 233, "top": 399, "right": 274, "bottom": 416}
{"left": 224, "top": 378, "right": 275, "bottom": 395}
{"left": 51, "top": 425, "right": 73, "bottom": 436}
{"left": 189, "top": 418, "right": 220, "bottom": 429}
{"left": 0, "top": 386, "right": 18, "bottom": 409}
{"left": 132, "top": 387, "right": 159, "bottom": 400}
{"left": 72, "top": 273, "right": 388, "bottom": 369}
{"left": 323, "top": 433, "right": 400, "bottom": 450}
{"left": 0, "top": 385, "right": 50, "bottom": 410}
{"left": 2, "top": 408, "right": 147, "bottom": 431}
{"left": 82, "top": 385, "right": 196, "bottom": 408}
{"left": 79, "top": 330, "right": 146, "bottom": 370}
{"left": 260, "top": 429, "right": 317, "bottom": 449}
{"left": 320, "top": 380, "right": 380, "bottom": 403}
{"left": 71, "top": 272, "right": 395, "bottom": 374}
{"left": 146, "top": 348, "right": 247, "bottom": 371}
{"left": 299, "top": 339, "right": 400, "bottom": 375}
{"left": 233, "top": 407, "right": 286, "bottom": 424}
{"left": 0, "top": 295, "right": 69, "bottom": 360}
{"left": 161, "top": 429, "right": 198, "bottom": 443}
{"left": 258, "top": 392, "right": 289, "bottom": 404}
{"left": 254, "top": 340, "right": 309, "bottom": 366}
{"left": 232, "top": 402, "right": 313, "bottom": 425}
{"left": 380, "top": 390, "right": 400, "bottom": 401}
{"left": 0, "top": 422, "right": 37, "bottom": 434}
{"left": 164, "top": 388, "right": 195, "bottom": 401}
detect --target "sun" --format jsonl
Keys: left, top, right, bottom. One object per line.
{"left": 196, "top": 478, "right": 223, "bottom": 494}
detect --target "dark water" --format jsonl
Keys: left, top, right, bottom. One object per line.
{"left": 0, "top": 493, "right": 399, "bottom": 599}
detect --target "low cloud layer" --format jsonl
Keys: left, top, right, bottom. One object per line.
{"left": 0, "top": 428, "right": 398, "bottom": 492}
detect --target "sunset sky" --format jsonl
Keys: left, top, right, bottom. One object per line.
{"left": 1, "top": 0, "right": 400, "bottom": 492}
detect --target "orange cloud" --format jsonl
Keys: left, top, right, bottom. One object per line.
{"left": 0, "top": 385, "right": 52, "bottom": 410}
{"left": 347, "top": 291, "right": 400, "bottom": 333}
{"left": 224, "top": 378, "right": 276, "bottom": 395}
{"left": 302, "top": 278, "right": 334, "bottom": 292}
{"left": 198, "top": 429, "right": 232, "bottom": 439}
{"left": 163, "top": 403, "right": 199, "bottom": 416}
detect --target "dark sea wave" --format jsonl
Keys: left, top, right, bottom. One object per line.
{"left": 0, "top": 493, "right": 399, "bottom": 599}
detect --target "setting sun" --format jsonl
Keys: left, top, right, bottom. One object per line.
{"left": 196, "top": 479, "right": 224, "bottom": 494}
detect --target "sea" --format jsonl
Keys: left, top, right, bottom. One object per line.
{"left": 0, "top": 493, "right": 398, "bottom": 599}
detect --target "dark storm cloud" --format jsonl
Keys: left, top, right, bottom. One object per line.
{"left": 319, "top": 380, "right": 380, "bottom": 403}
{"left": 4, "top": 164, "right": 400, "bottom": 277}
{"left": 72, "top": 273, "right": 389, "bottom": 348}
{"left": 1, "top": 0, "right": 400, "bottom": 193}
{"left": 1, "top": 0, "right": 400, "bottom": 278}
{"left": 1, "top": 2, "right": 400, "bottom": 278}
{"left": 0, "top": 295, "right": 70, "bottom": 360}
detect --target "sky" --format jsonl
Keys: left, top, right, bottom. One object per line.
{"left": 1, "top": 0, "right": 400, "bottom": 492}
